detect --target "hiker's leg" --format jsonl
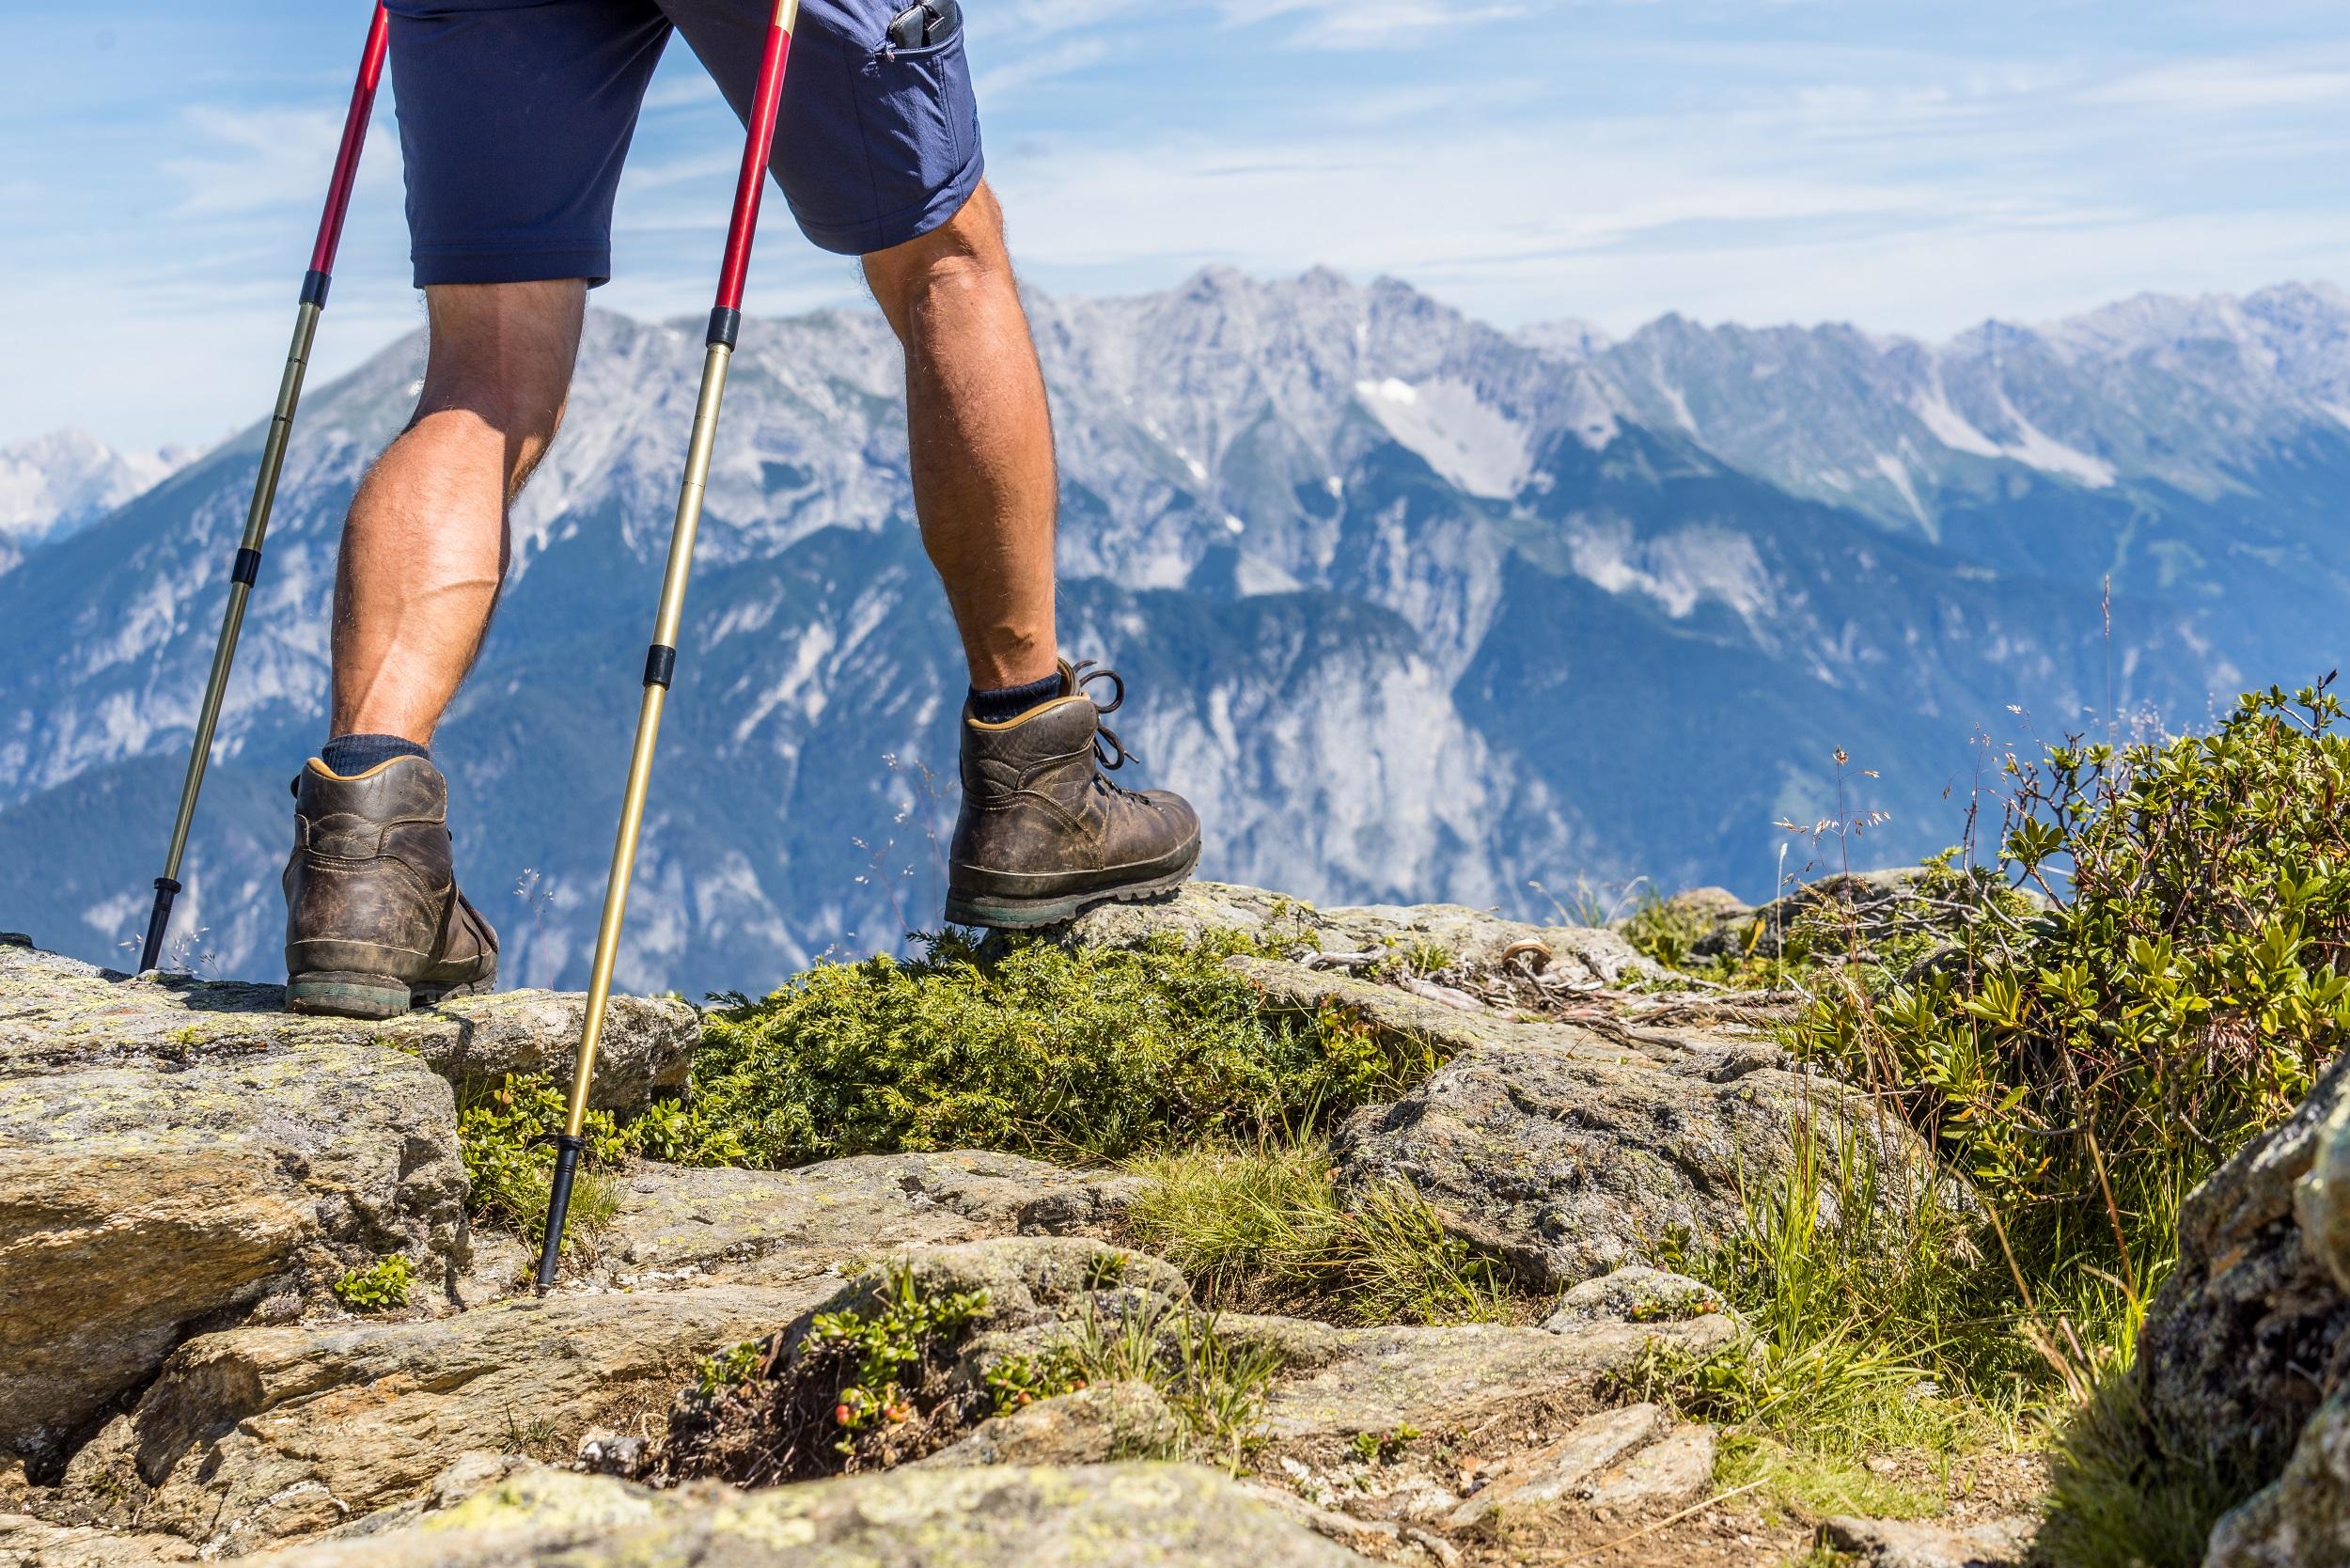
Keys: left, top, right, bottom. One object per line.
{"left": 862, "top": 183, "right": 1059, "bottom": 691}
{"left": 329, "top": 279, "right": 586, "bottom": 742}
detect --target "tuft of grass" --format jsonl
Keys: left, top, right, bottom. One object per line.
{"left": 981, "top": 1296, "right": 1286, "bottom": 1472}
{"left": 1618, "top": 888, "right": 1720, "bottom": 972}
{"left": 1717, "top": 1433, "right": 1941, "bottom": 1523}
{"left": 2040, "top": 1372, "right": 2262, "bottom": 1568}
{"left": 332, "top": 1253, "right": 415, "bottom": 1311}
{"left": 1121, "top": 1141, "right": 1506, "bottom": 1325}
{"left": 1622, "top": 1118, "right": 2021, "bottom": 1509}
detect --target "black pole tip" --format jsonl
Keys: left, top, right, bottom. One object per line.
{"left": 137, "top": 878, "right": 182, "bottom": 975}
{"left": 534, "top": 1136, "right": 587, "bottom": 1294}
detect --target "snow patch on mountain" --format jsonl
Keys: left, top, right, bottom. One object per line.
{"left": 1991, "top": 400, "right": 2116, "bottom": 488}
{"left": 1907, "top": 380, "right": 2003, "bottom": 460}
{"left": 1566, "top": 517, "right": 1773, "bottom": 623}
{"left": 1515, "top": 319, "right": 1614, "bottom": 360}
{"left": 0, "top": 429, "right": 189, "bottom": 557}
{"left": 1354, "top": 376, "right": 1531, "bottom": 499}
{"left": 1872, "top": 452, "right": 1929, "bottom": 525}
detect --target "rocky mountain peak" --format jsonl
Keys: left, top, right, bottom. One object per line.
{"left": 0, "top": 428, "right": 189, "bottom": 555}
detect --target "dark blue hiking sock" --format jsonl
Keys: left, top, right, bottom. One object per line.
{"left": 321, "top": 732, "right": 430, "bottom": 776}
{"left": 967, "top": 673, "right": 1064, "bottom": 724}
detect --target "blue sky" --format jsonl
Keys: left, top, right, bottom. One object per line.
{"left": 5, "top": 0, "right": 2347, "bottom": 450}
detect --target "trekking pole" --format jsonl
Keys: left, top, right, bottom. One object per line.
{"left": 536, "top": 0, "right": 801, "bottom": 1293}
{"left": 138, "top": 5, "right": 392, "bottom": 974}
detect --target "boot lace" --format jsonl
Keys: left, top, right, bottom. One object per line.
{"left": 1069, "top": 660, "right": 1144, "bottom": 795}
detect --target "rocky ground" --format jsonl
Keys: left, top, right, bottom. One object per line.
{"left": 0, "top": 886, "right": 2055, "bottom": 1567}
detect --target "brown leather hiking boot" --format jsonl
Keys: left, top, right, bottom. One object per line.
{"left": 947, "top": 661, "right": 1201, "bottom": 929}
{"left": 281, "top": 753, "right": 497, "bottom": 1019}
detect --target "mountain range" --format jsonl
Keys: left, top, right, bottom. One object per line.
{"left": 0, "top": 430, "right": 190, "bottom": 576}
{"left": 1, "top": 270, "right": 2344, "bottom": 996}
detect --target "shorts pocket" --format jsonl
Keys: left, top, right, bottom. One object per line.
{"left": 856, "top": 18, "right": 978, "bottom": 222}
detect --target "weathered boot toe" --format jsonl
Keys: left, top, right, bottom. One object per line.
{"left": 945, "top": 661, "right": 1202, "bottom": 929}
{"left": 282, "top": 754, "right": 497, "bottom": 1018}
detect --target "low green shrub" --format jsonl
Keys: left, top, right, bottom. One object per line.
{"left": 808, "top": 1268, "right": 992, "bottom": 1444}
{"left": 1788, "top": 683, "right": 2350, "bottom": 1362}
{"left": 456, "top": 1074, "right": 627, "bottom": 1249}
{"left": 333, "top": 1253, "right": 414, "bottom": 1311}
{"left": 666, "top": 932, "right": 1442, "bottom": 1168}
{"left": 672, "top": 1264, "right": 993, "bottom": 1482}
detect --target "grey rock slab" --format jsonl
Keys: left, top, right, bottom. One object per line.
{"left": 460, "top": 1152, "right": 1148, "bottom": 1299}
{"left": 51, "top": 1281, "right": 831, "bottom": 1558}
{"left": 1444, "top": 1403, "right": 1665, "bottom": 1528}
{"left": 0, "top": 1513, "right": 197, "bottom": 1567}
{"left": 1060, "top": 880, "right": 1659, "bottom": 987}
{"left": 2205, "top": 1371, "right": 2350, "bottom": 1566}
{"left": 1303, "top": 960, "right": 1927, "bottom": 1287}
{"left": 1543, "top": 1265, "right": 1731, "bottom": 1329}
{"left": 0, "top": 940, "right": 694, "bottom": 1115}
{"left": 1818, "top": 1514, "right": 2038, "bottom": 1568}
{"left": 594, "top": 1161, "right": 986, "bottom": 1285}
{"left": 789, "top": 1149, "right": 1149, "bottom": 1238}
{"left": 1241, "top": 1482, "right": 1434, "bottom": 1564}
{"left": 918, "top": 1380, "right": 1182, "bottom": 1467}
{"left": 2130, "top": 1052, "right": 2350, "bottom": 1509}
{"left": 258, "top": 1461, "right": 1379, "bottom": 1567}
{"left": 1581, "top": 1421, "right": 1716, "bottom": 1513}
{"left": 1228, "top": 1315, "right": 1735, "bottom": 1460}
{"left": 877, "top": 1235, "right": 1190, "bottom": 1330}
{"left": 0, "top": 947, "right": 468, "bottom": 1469}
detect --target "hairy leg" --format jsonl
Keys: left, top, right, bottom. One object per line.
{"left": 330, "top": 279, "right": 586, "bottom": 742}
{"left": 862, "top": 183, "right": 1059, "bottom": 690}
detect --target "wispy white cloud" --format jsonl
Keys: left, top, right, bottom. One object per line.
{"left": 2086, "top": 56, "right": 2350, "bottom": 113}
{"left": 976, "top": 38, "right": 1113, "bottom": 104}
{"left": 1210, "top": 0, "right": 1531, "bottom": 49}
{"left": 8, "top": 0, "right": 2349, "bottom": 448}
{"left": 161, "top": 105, "right": 398, "bottom": 218}
{"left": 642, "top": 75, "right": 725, "bottom": 112}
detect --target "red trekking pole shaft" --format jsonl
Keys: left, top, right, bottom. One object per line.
{"left": 140, "top": 4, "right": 391, "bottom": 974}
{"left": 536, "top": 0, "right": 800, "bottom": 1292}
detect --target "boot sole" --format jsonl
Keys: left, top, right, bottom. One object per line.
{"left": 944, "top": 859, "right": 1198, "bottom": 931}
{"left": 286, "top": 970, "right": 494, "bottom": 1020}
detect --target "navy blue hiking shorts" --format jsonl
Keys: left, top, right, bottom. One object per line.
{"left": 384, "top": 0, "right": 984, "bottom": 281}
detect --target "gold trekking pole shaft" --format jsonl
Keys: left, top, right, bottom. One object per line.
{"left": 138, "top": 6, "right": 391, "bottom": 974}
{"left": 536, "top": 0, "right": 801, "bottom": 1293}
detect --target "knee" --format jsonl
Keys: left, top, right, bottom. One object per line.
{"left": 415, "top": 280, "right": 586, "bottom": 457}
{"left": 863, "top": 182, "right": 1012, "bottom": 331}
